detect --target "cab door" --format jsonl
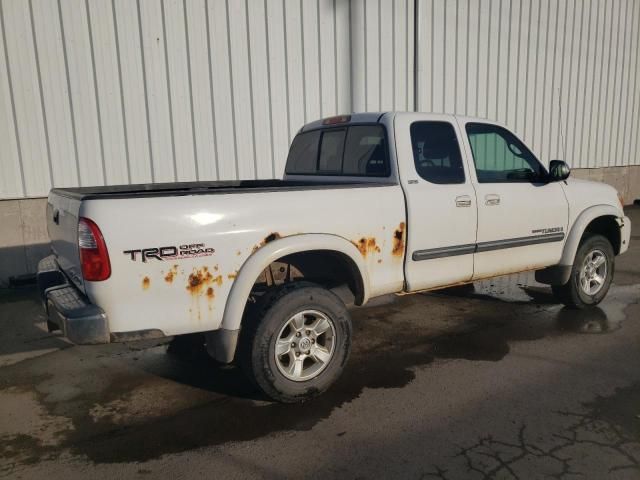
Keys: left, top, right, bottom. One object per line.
{"left": 395, "top": 114, "right": 478, "bottom": 291}
{"left": 459, "top": 121, "right": 569, "bottom": 279}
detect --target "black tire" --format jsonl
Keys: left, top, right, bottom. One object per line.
{"left": 238, "top": 281, "right": 352, "bottom": 403}
{"left": 551, "top": 234, "right": 614, "bottom": 309}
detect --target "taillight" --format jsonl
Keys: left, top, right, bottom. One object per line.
{"left": 79, "top": 217, "right": 111, "bottom": 281}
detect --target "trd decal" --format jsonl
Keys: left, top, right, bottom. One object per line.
{"left": 123, "top": 243, "right": 215, "bottom": 262}
{"left": 531, "top": 226, "right": 564, "bottom": 235}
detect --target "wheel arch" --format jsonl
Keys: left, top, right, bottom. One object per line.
{"left": 220, "top": 234, "right": 371, "bottom": 333}
{"left": 560, "top": 205, "right": 623, "bottom": 266}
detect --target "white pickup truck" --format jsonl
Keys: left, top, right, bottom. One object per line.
{"left": 38, "top": 112, "right": 631, "bottom": 402}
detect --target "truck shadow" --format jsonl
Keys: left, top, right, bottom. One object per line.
{"left": 0, "top": 282, "right": 632, "bottom": 467}
{"left": 84, "top": 292, "right": 622, "bottom": 463}
{"left": 0, "top": 286, "right": 71, "bottom": 366}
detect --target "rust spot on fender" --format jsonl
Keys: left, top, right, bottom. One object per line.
{"left": 213, "top": 274, "right": 223, "bottom": 286}
{"left": 206, "top": 287, "right": 215, "bottom": 311}
{"left": 164, "top": 265, "right": 178, "bottom": 284}
{"left": 228, "top": 272, "right": 237, "bottom": 280}
{"left": 253, "top": 232, "right": 282, "bottom": 253}
{"left": 142, "top": 276, "right": 150, "bottom": 290}
{"left": 264, "top": 232, "right": 281, "bottom": 243}
{"left": 392, "top": 222, "right": 406, "bottom": 257}
{"left": 353, "top": 237, "right": 381, "bottom": 258}
{"left": 186, "top": 268, "right": 214, "bottom": 296}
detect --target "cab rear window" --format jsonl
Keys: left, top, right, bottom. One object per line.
{"left": 285, "top": 125, "right": 389, "bottom": 177}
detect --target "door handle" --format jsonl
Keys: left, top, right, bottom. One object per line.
{"left": 455, "top": 195, "right": 472, "bottom": 207}
{"left": 485, "top": 194, "right": 500, "bottom": 206}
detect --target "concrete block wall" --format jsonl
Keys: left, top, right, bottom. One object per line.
{"left": 571, "top": 166, "right": 640, "bottom": 205}
{"left": 0, "top": 198, "right": 49, "bottom": 286}
{"left": 0, "top": 167, "right": 638, "bottom": 285}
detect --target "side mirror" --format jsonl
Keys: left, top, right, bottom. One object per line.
{"left": 549, "top": 160, "right": 571, "bottom": 181}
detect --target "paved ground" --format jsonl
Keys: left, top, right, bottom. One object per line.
{"left": 1, "top": 208, "right": 639, "bottom": 479}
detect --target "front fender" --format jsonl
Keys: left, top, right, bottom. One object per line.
{"left": 560, "top": 204, "right": 622, "bottom": 266}
{"left": 219, "top": 233, "right": 371, "bottom": 333}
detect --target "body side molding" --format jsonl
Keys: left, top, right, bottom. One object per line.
{"left": 412, "top": 232, "right": 565, "bottom": 261}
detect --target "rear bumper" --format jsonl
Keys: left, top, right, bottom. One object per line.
{"left": 37, "top": 255, "right": 110, "bottom": 344}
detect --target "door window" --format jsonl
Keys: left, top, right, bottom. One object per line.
{"left": 409, "top": 121, "right": 466, "bottom": 184}
{"left": 465, "top": 123, "right": 546, "bottom": 183}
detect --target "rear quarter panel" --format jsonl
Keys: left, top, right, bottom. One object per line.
{"left": 80, "top": 185, "right": 406, "bottom": 336}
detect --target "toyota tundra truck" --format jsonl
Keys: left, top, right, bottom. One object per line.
{"left": 38, "top": 112, "right": 631, "bottom": 402}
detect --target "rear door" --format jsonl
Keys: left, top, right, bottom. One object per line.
{"left": 395, "top": 114, "right": 478, "bottom": 291}
{"left": 460, "top": 121, "right": 569, "bottom": 279}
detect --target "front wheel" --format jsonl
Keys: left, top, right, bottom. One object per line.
{"left": 239, "top": 282, "right": 352, "bottom": 403}
{"left": 552, "top": 234, "right": 614, "bottom": 309}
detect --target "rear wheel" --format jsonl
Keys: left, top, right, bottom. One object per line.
{"left": 239, "top": 282, "right": 352, "bottom": 403}
{"left": 552, "top": 234, "right": 614, "bottom": 309}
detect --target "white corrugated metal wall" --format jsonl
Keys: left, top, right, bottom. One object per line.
{"left": 1, "top": 0, "right": 639, "bottom": 200}
{"left": 0, "top": 0, "right": 414, "bottom": 199}
{"left": 416, "top": 0, "right": 640, "bottom": 169}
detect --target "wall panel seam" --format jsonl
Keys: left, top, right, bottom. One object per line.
{"left": 0, "top": 0, "right": 26, "bottom": 196}
{"left": 27, "top": 0, "right": 53, "bottom": 189}
{"left": 136, "top": 0, "right": 155, "bottom": 182}
{"left": 111, "top": 0, "right": 131, "bottom": 183}
{"left": 57, "top": 0, "right": 82, "bottom": 186}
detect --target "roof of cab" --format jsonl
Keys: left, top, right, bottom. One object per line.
{"left": 298, "top": 111, "right": 503, "bottom": 133}
{"left": 299, "top": 112, "right": 386, "bottom": 132}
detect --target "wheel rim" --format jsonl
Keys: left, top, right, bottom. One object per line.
{"left": 274, "top": 309, "right": 336, "bottom": 382}
{"left": 579, "top": 249, "right": 608, "bottom": 296}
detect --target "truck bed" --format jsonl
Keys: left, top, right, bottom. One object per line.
{"left": 51, "top": 179, "right": 393, "bottom": 200}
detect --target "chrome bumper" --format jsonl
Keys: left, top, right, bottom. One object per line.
{"left": 37, "top": 255, "right": 109, "bottom": 344}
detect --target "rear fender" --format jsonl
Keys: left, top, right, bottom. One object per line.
{"left": 219, "top": 234, "right": 371, "bottom": 332}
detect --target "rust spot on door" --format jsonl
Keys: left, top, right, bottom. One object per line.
{"left": 392, "top": 222, "right": 406, "bottom": 257}
{"left": 142, "top": 276, "right": 150, "bottom": 290}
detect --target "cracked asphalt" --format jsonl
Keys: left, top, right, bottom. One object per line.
{"left": 1, "top": 207, "right": 639, "bottom": 479}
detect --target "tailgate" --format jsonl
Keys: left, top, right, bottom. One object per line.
{"left": 47, "top": 192, "right": 84, "bottom": 292}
